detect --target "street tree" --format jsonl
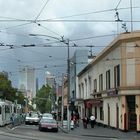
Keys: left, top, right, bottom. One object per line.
{"left": 0, "top": 72, "right": 24, "bottom": 103}
{"left": 35, "top": 85, "right": 53, "bottom": 113}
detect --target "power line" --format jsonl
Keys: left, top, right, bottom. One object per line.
{"left": 35, "top": 0, "right": 51, "bottom": 21}
{"left": 36, "top": 19, "right": 140, "bottom": 23}
{"left": 47, "top": 6, "right": 138, "bottom": 20}
{"left": 115, "top": 0, "right": 122, "bottom": 10}
{"left": 0, "top": 22, "right": 32, "bottom": 30}
{"left": 36, "top": 23, "right": 62, "bottom": 37}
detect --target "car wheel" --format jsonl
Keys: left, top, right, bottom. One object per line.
{"left": 39, "top": 126, "right": 42, "bottom": 131}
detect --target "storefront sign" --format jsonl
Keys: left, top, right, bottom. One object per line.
{"left": 107, "top": 88, "right": 118, "bottom": 96}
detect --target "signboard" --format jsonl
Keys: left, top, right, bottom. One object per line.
{"left": 107, "top": 88, "right": 118, "bottom": 96}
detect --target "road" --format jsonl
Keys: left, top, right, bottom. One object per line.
{"left": 0, "top": 124, "right": 118, "bottom": 140}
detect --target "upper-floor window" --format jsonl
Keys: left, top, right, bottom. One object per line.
{"left": 79, "top": 85, "right": 81, "bottom": 98}
{"left": 94, "top": 79, "right": 97, "bottom": 92}
{"left": 82, "top": 83, "right": 84, "bottom": 98}
{"left": 114, "top": 64, "right": 120, "bottom": 88}
{"left": 99, "top": 74, "right": 103, "bottom": 91}
{"left": 106, "top": 70, "right": 110, "bottom": 90}
{"left": 88, "top": 76, "right": 92, "bottom": 94}
{"left": 85, "top": 79, "right": 87, "bottom": 97}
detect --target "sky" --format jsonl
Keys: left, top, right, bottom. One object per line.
{"left": 0, "top": 0, "right": 140, "bottom": 88}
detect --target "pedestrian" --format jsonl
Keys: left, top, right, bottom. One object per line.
{"left": 90, "top": 114, "right": 96, "bottom": 128}
{"left": 10, "top": 113, "right": 15, "bottom": 127}
{"left": 70, "top": 119, "right": 74, "bottom": 130}
{"left": 82, "top": 116, "right": 88, "bottom": 128}
{"left": 73, "top": 114, "right": 77, "bottom": 128}
{"left": 75, "top": 112, "right": 80, "bottom": 127}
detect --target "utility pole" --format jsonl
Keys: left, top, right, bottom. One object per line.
{"left": 61, "top": 74, "right": 64, "bottom": 126}
{"left": 130, "top": 0, "right": 133, "bottom": 32}
{"left": 67, "top": 39, "right": 70, "bottom": 131}
{"left": 60, "top": 38, "right": 70, "bottom": 131}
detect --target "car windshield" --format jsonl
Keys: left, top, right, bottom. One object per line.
{"left": 26, "top": 113, "right": 39, "bottom": 118}
{"left": 41, "top": 118, "right": 56, "bottom": 123}
{"left": 42, "top": 113, "right": 53, "bottom": 118}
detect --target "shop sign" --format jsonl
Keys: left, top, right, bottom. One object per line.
{"left": 107, "top": 88, "right": 118, "bottom": 96}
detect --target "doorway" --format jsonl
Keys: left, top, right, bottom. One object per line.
{"left": 108, "top": 104, "right": 110, "bottom": 126}
{"left": 126, "top": 95, "right": 136, "bottom": 130}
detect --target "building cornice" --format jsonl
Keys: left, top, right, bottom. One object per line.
{"left": 78, "top": 31, "right": 140, "bottom": 77}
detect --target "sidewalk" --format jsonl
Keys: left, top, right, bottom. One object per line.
{"left": 62, "top": 122, "right": 140, "bottom": 140}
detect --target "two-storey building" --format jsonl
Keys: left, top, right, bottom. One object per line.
{"left": 78, "top": 31, "right": 140, "bottom": 132}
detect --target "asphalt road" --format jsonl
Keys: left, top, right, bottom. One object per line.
{"left": 0, "top": 124, "right": 118, "bottom": 140}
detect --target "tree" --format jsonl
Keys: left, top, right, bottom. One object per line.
{"left": 0, "top": 72, "right": 24, "bottom": 104}
{"left": 35, "top": 85, "right": 53, "bottom": 113}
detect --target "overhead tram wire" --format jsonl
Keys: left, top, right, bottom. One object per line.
{"left": 36, "top": 19, "right": 140, "bottom": 23}
{"left": 35, "top": 23, "right": 62, "bottom": 37}
{"left": 28, "top": 32, "right": 118, "bottom": 47}
{"left": 0, "top": 22, "right": 33, "bottom": 30}
{"left": 46, "top": 6, "right": 139, "bottom": 20}
{"left": 115, "top": 0, "right": 122, "bottom": 10}
{"left": 34, "top": 0, "right": 51, "bottom": 21}
{"left": 0, "top": 6, "right": 139, "bottom": 23}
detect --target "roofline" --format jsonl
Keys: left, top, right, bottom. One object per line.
{"left": 77, "top": 31, "right": 140, "bottom": 77}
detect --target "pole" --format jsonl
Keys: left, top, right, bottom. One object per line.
{"left": 130, "top": 0, "right": 133, "bottom": 32}
{"left": 61, "top": 74, "right": 64, "bottom": 127}
{"left": 67, "top": 39, "right": 70, "bottom": 131}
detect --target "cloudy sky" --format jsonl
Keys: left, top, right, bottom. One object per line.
{"left": 0, "top": 0, "right": 140, "bottom": 88}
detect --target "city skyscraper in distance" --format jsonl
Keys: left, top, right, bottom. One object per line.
{"left": 18, "top": 66, "right": 36, "bottom": 98}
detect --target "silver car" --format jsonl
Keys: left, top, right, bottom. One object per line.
{"left": 25, "top": 112, "right": 40, "bottom": 125}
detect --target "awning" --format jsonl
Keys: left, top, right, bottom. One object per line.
{"left": 84, "top": 100, "right": 92, "bottom": 108}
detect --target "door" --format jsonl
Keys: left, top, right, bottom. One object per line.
{"left": 126, "top": 95, "right": 136, "bottom": 131}
{"left": 108, "top": 104, "right": 110, "bottom": 126}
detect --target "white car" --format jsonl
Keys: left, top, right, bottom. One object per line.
{"left": 25, "top": 113, "right": 40, "bottom": 125}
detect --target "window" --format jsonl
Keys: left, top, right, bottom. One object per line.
{"left": 99, "top": 74, "right": 103, "bottom": 91}
{"left": 0, "top": 106, "right": 1, "bottom": 114}
{"left": 94, "top": 79, "right": 97, "bottom": 92}
{"left": 79, "top": 85, "right": 81, "bottom": 98}
{"left": 5, "top": 105, "right": 10, "bottom": 113}
{"left": 114, "top": 65, "right": 120, "bottom": 87}
{"left": 95, "top": 106, "right": 97, "bottom": 119}
{"left": 100, "top": 107, "right": 103, "bottom": 120}
{"left": 106, "top": 70, "right": 110, "bottom": 90}
{"left": 88, "top": 76, "right": 92, "bottom": 94}
{"left": 85, "top": 79, "right": 87, "bottom": 97}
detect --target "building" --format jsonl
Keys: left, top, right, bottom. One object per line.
{"left": 69, "top": 50, "right": 89, "bottom": 114}
{"left": 78, "top": 31, "right": 140, "bottom": 132}
{"left": 18, "top": 66, "right": 36, "bottom": 99}
{"left": 45, "top": 71, "right": 55, "bottom": 88}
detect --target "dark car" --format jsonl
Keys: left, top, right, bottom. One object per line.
{"left": 38, "top": 118, "right": 58, "bottom": 132}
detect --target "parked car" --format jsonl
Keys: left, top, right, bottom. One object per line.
{"left": 42, "top": 113, "right": 53, "bottom": 119}
{"left": 25, "top": 112, "right": 40, "bottom": 125}
{"left": 38, "top": 118, "right": 58, "bottom": 132}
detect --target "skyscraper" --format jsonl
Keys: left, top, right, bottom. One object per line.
{"left": 18, "top": 66, "right": 36, "bottom": 99}
{"left": 45, "top": 71, "right": 55, "bottom": 88}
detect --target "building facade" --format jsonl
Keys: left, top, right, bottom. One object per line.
{"left": 78, "top": 31, "right": 140, "bottom": 132}
{"left": 18, "top": 66, "right": 36, "bottom": 99}
{"left": 70, "top": 50, "right": 89, "bottom": 115}
{"left": 45, "top": 71, "right": 55, "bottom": 88}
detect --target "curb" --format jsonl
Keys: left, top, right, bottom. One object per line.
{"left": 58, "top": 126, "right": 69, "bottom": 133}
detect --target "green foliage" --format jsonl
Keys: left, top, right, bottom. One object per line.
{"left": 35, "top": 85, "right": 53, "bottom": 113}
{"left": 0, "top": 73, "right": 24, "bottom": 104}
